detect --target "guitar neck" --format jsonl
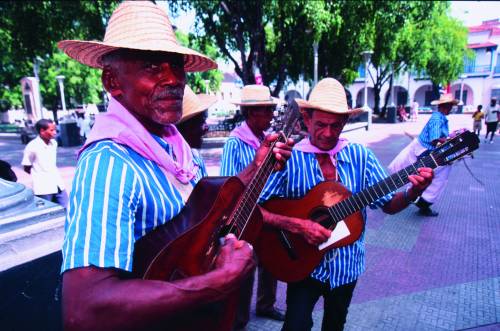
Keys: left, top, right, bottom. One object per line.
{"left": 328, "top": 153, "right": 439, "bottom": 222}
{"left": 229, "top": 110, "right": 299, "bottom": 235}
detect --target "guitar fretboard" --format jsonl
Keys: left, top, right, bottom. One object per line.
{"left": 326, "top": 153, "right": 439, "bottom": 224}
{"left": 229, "top": 106, "right": 299, "bottom": 237}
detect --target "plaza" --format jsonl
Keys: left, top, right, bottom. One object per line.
{"left": 1, "top": 113, "right": 498, "bottom": 330}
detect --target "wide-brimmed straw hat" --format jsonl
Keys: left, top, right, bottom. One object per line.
{"left": 179, "top": 85, "right": 217, "bottom": 123}
{"left": 232, "top": 85, "right": 279, "bottom": 106}
{"left": 296, "top": 78, "right": 362, "bottom": 115}
{"left": 431, "top": 93, "right": 459, "bottom": 106}
{"left": 58, "top": 1, "right": 217, "bottom": 72}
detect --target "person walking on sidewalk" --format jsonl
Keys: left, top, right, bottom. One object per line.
{"left": 389, "top": 93, "right": 458, "bottom": 217}
{"left": 22, "top": 118, "right": 68, "bottom": 208}
{"left": 220, "top": 84, "right": 285, "bottom": 330}
{"left": 472, "top": 105, "right": 484, "bottom": 137}
{"left": 484, "top": 98, "right": 498, "bottom": 144}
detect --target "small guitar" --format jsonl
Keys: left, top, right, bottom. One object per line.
{"left": 132, "top": 101, "right": 301, "bottom": 331}
{"left": 255, "top": 130, "right": 479, "bottom": 283}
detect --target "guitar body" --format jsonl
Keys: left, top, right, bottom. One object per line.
{"left": 256, "top": 181, "right": 364, "bottom": 283}
{"left": 133, "top": 176, "right": 264, "bottom": 331}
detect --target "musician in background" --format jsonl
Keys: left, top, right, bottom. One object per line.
{"left": 389, "top": 93, "right": 458, "bottom": 217}
{"left": 57, "top": 2, "right": 292, "bottom": 330}
{"left": 258, "top": 78, "right": 433, "bottom": 331}
{"left": 220, "top": 84, "right": 285, "bottom": 329}
{"left": 177, "top": 85, "right": 217, "bottom": 173}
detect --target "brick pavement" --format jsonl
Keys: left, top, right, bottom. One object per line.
{"left": 1, "top": 114, "right": 499, "bottom": 330}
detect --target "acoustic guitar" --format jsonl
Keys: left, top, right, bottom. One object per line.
{"left": 132, "top": 101, "right": 301, "bottom": 331}
{"left": 255, "top": 130, "right": 479, "bottom": 283}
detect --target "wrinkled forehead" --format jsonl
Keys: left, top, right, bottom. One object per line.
{"left": 307, "top": 109, "right": 348, "bottom": 123}
{"left": 103, "top": 49, "right": 184, "bottom": 67}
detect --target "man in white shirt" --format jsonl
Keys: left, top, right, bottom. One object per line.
{"left": 484, "top": 98, "right": 498, "bottom": 144}
{"left": 22, "top": 118, "right": 68, "bottom": 207}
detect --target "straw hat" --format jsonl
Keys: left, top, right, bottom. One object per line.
{"left": 232, "top": 85, "right": 279, "bottom": 106}
{"left": 430, "top": 93, "right": 459, "bottom": 106}
{"left": 57, "top": 1, "right": 217, "bottom": 72}
{"left": 296, "top": 78, "right": 362, "bottom": 115}
{"left": 179, "top": 85, "right": 217, "bottom": 123}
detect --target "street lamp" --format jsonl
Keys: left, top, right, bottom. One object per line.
{"left": 390, "top": 63, "right": 396, "bottom": 107}
{"left": 361, "top": 50, "right": 373, "bottom": 129}
{"left": 313, "top": 41, "right": 319, "bottom": 87}
{"left": 56, "top": 75, "right": 67, "bottom": 112}
{"left": 459, "top": 74, "right": 467, "bottom": 106}
{"left": 204, "top": 79, "right": 210, "bottom": 94}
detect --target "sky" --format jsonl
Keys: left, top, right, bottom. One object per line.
{"left": 450, "top": 1, "right": 500, "bottom": 26}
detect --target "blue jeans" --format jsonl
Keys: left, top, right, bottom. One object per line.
{"left": 37, "top": 188, "right": 68, "bottom": 209}
{"left": 282, "top": 277, "right": 357, "bottom": 331}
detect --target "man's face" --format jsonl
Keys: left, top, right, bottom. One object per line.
{"left": 439, "top": 103, "right": 453, "bottom": 115}
{"left": 105, "top": 51, "right": 186, "bottom": 125}
{"left": 245, "top": 106, "right": 275, "bottom": 133}
{"left": 177, "top": 111, "right": 208, "bottom": 149}
{"left": 303, "top": 109, "right": 348, "bottom": 151}
{"left": 40, "top": 123, "right": 57, "bottom": 140}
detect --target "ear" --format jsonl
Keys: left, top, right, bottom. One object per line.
{"left": 102, "top": 67, "right": 123, "bottom": 98}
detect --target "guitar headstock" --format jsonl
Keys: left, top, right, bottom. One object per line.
{"left": 431, "top": 130, "right": 479, "bottom": 166}
{"left": 281, "top": 100, "right": 301, "bottom": 137}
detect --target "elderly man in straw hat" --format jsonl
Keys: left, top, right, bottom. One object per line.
{"left": 257, "top": 78, "right": 433, "bottom": 331}
{"left": 57, "top": 2, "right": 293, "bottom": 330}
{"left": 389, "top": 93, "right": 458, "bottom": 217}
{"left": 220, "top": 84, "right": 285, "bottom": 329}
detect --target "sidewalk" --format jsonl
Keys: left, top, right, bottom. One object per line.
{"left": 1, "top": 114, "right": 498, "bottom": 330}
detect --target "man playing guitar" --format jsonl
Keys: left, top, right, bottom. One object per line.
{"left": 257, "top": 78, "right": 434, "bottom": 331}
{"left": 57, "top": 2, "right": 293, "bottom": 330}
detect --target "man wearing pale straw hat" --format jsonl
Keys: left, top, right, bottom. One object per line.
{"left": 57, "top": 2, "right": 293, "bottom": 330}
{"left": 258, "top": 78, "right": 433, "bottom": 331}
{"left": 220, "top": 84, "right": 285, "bottom": 329}
{"left": 389, "top": 93, "right": 458, "bottom": 217}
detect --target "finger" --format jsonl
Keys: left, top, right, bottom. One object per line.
{"left": 234, "top": 240, "right": 246, "bottom": 249}
{"left": 408, "top": 176, "right": 418, "bottom": 186}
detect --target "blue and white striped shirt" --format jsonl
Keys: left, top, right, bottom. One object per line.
{"left": 259, "top": 143, "right": 394, "bottom": 288}
{"left": 220, "top": 137, "right": 256, "bottom": 176}
{"left": 61, "top": 136, "right": 205, "bottom": 273}
{"left": 418, "top": 111, "right": 449, "bottom": 150}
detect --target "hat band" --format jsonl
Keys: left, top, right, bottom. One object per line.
{"left": 240, "top": 98, "right": 274, "bottom": 103}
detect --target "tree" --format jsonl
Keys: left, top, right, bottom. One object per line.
{"left": 0, "top": 1, "right": 118, "bottom": 110}
{"left": 175, "top": 31, "right": 224, "bottom": 94}
{"left": 170, "top": 0, "right": 338, "bottom": 96}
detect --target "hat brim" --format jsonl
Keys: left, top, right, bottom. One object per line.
{"left": 232, "top": 97, "right": 280, "bottom": 106}
{"left": 430, "top": 99, "right": 460, "bottom": 106}
{"left": 296, "top": 99, "right": 362, "bottom": 116}
{"left": 57, "top": 40, "right": 218, "bottom": 72}
{"left": 179, "top": 94, "right": 218, "bottom": 123}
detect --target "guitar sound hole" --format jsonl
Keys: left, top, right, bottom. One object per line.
{"left": 310, "top": 206, "right": 336, "bottom": 229}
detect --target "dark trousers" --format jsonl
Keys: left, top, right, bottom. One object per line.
{"left": 37, "top": 188, "right": 68, "bottom": 209}
{"left": 234, "top": 266, "right": 278, "bottom": 330}
{"left": 282, "top": 277, "right": 357, "bottom": 331}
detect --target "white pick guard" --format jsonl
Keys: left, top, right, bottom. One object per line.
{"left": 318, "top": 220, "right": 350, "bottom": 251}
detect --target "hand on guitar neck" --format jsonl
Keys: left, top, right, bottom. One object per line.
{"left": 237, "top": 133, "right": 294, "bottom": 185}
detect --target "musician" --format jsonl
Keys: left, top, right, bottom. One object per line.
{"left": 177, "top": 85, "right": 216, "bottom": 169}
{"left": 220, "top": 84, "right": 285, "bottom": 329}
{"left": 57, "top": 2, "right": 293, "bottom": 330}
{"left": 389, "top": 93, "right": 458, "bottom": 217}
{"left": 258, "top": 78, "right": 434, "bottom": 331}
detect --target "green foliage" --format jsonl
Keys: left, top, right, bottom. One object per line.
{"left": 175, "top": 31, "right": 223, "bottom": 94}
{"left": 0, "top": 1, "right": 118, "bottom": 110}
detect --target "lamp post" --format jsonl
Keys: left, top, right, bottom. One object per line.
{"left": 204, "top": 79, "right": 210, "bottom": 94}
{"left": 55, "top": 75, "right": 67, "bottom": 112}
{"left": 361, "top": 50, "right": 373, "bottom": 129}
{"left": 459, "top": 74, "right": 467, "bottom": 106}
{"left": 313, "top": 41, "right": 319, "bottom": 87}
{"left": 390, "top": 63, "right": 396, "bottom": 107}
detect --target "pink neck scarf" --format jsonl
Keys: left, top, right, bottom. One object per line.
{"left": 294, "top": 137, "right": 349, "bottom": 166}
{"left": 229, "top": 121, "right": 263, "bottom": 150}
{"left": 80, "top": 97, "right": 197, "bottom": 184}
